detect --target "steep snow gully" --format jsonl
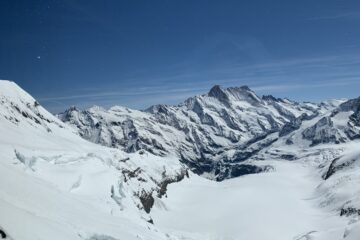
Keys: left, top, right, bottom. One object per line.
{"left": 1, "top": 80, "right": 360, "bottom": 240}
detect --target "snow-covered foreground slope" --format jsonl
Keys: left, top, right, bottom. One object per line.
{"left": 153, "top": 160, "right": 348, "bottom": 240}
{"left": 0, "top": 80, "right": 186, "bottom": 240}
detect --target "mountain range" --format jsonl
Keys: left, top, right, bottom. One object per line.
{"left": 1, "top": 80, "right": 360, "bottom": 240}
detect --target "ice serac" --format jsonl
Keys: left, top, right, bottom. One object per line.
{"left": 60, "top": 85, "right": 331, "bottom": 180}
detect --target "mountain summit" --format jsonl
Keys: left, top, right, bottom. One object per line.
{"left": 60, "top": 84, "right": 336, "bottom": 180}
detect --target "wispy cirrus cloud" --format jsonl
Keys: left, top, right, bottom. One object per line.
{"left": 307, "top": 11, "right": 360, "bottom": 21}
{"left": 39, "top": 86, "right": 209, "bottom": 101}
{"left": 40, "top": 51, "right": 360, "bottom": 113}
{"left": 252, "top": 78, "right": 360, "bottom": 92}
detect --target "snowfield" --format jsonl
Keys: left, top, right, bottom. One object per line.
{"left": 1, "top": 80, "right": 360, "bottom": 240}
{"left": 152, "top": 160, "right": 348, "bottom": 240}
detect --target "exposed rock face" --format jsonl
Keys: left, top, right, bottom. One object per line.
{"left": 58, "top": 106, "right": 168, "bottom": 156}
{"left": 302, "top": 117, "right": 346, "bottom": 146}
{"left": 349, "top": 109, "right": 360, "bottom": 127}
{"left": 137, "top": 169, "right": 189, "bottom": 213}
{"left": 323, "top": 157, "right": 341, "bottom": 180}
{"left": 59, "top": 85, "right": 334, "bottom": 180}
{"left": 323, "top": 151, "right": 360, "bottom": 180}
{"left": 0, "top": 229, "right": 6, "bottom": 239}
{"left": 300, "top": 97, "right": 360, "bottom": 145}
{"left": 139, "top": 190, "right": 154, "bottom": 214}
{"left": 208, "top": 85, "right": 231, "bottom": 107}
{"left": 157, "top": 169, "right": 189, "bottom": 198}
{"left": 218, "top": 164, "right": 273, "bottom": 181}
{"left": 338, "top": 96, "right": 360, "bottom": 112}
{"left": 262, "top": 95, "right": 283, "bottom": 102}
{"left": 279, "top": 113, "right": 316, "bottom": 137}
{"left": 340, "top": 207, "right": 360, "bottom": 217}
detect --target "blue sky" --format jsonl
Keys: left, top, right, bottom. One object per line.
{"left": 1, "top": 0, "right": 360, "bottom": 112}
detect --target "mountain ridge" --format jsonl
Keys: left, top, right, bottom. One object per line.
{"left": 59, "top": 84, "right": 342, "bottom": 180}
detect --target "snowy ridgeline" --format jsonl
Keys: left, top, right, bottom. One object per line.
{"left": 59, "top": 85, "right": 336, "bottom": 180}
{"left": 0, "top": 80, "right": 360, "bottom": 240}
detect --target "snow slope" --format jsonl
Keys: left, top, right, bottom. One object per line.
{"left": 0, "top": 80, "right": 186, "bottom": 240}
{"left": 152, "top": 161, "right": 348, "bottom": 240}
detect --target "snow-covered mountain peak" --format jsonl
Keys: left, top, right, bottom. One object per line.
{"left": 207, "top": 84, "right": 231, "bottom": 105}
{"left": 59, "top": 84, "right": 343, "bottom": 181}
{"left": 207, "top": 84, "right": 262, "bottom": 106}
{"left": 225, "top": 85, "right": 262, "bottom": 104}
{"left": 0, "top": 80, "right": 34, "bottom": 102}
{"left": 261, "top": 94, "right": 283, "bottom": 102}
{"left": 145, "top": 104, "right": 171, "bottom": 114}
{"left": 0, "top": 80, "right": 70, "bottom": 134}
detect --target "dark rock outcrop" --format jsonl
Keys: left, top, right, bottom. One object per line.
{"left": 0, "top": 229, "right": 6, "bottom": 239}
{"left": 157, "top": 169, "right": 189, "bottom": 198}
{"left": 279, "top": 113, "right": 316, "bottom": 137}
{"left": 302, "top": 117, "right": 346, "bottom": 146}
{"left": 323, "top": 156, "right": 358, "bottom": 180}
{"left": 138, "top": 190, "right": 154, "bottom": 214}
{"left": 340, "top": 207, "right": 360, "bottom": 217}
{"left": 208, "top": 85, "right": 231, "bottom": 107}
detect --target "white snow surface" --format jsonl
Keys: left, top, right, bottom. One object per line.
{"left": 152, "top": 161, "right": 348, "bottom": 240}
